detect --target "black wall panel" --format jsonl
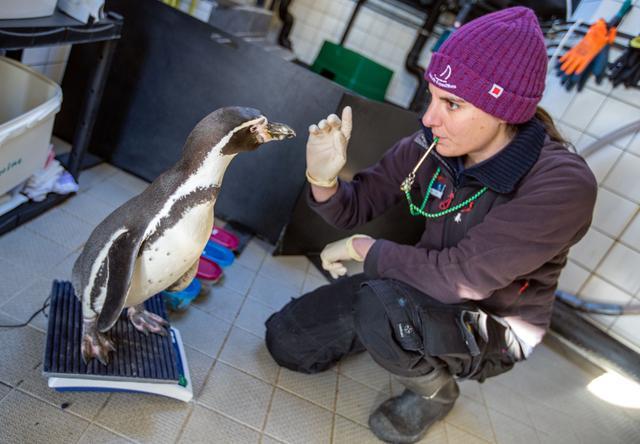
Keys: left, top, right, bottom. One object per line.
{"left": 55, "top": 0, "right": 346, "bottom": 244}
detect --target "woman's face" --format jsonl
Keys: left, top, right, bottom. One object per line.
{"left": 421, "top": 83, "right": 511, "bottom": 165}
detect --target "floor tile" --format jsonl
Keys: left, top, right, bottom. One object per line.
{"left": 0, "top": 226, "right": 73, "bottom": 275}
{"left": 0, "top": 257, "right": 33, "bottom": 306}
{"left": 16, "top": 363, "right": 109, "bottom": 421}
{"left": 335, "top": 375, "right": 388, "bottom": 427}
{"left": 218, "top": 327, "right": 279, "bottom": 384}
{"left": 0, "top": 382, "right": 11, "bottom": 400}
{"left": 1, "top": 277, "right": 55, "bottom": 332}
{"left": 247, "top": 273, "right": 298, "bottom": 311}
{"left": 198, "top": 362, "right": 272, "bottom": 429}
{"left": 0, "top": 320, "right": 44, "bottom": 386}
{"left": 23, "top": 207, "right": 94, "bottom": 252}
{"left": 109, "top": 170, "right": 149, "bottom": 195}
{"left": 84, "top": 177, "right": 137, "bottom": 209}
{"left": 445, "top": 422, "right": 494, "bottom": 443}
{"left": 307, "top": 262, "right": 325, "bottom": 280}
{"left": 77, "top": 424, "right": 134, "bottom": 443}
{"left": 95, "top": 392, "right": 191, "bottom": 444}
{"left": 169, "top": 307, "right": 231, "bottom": 358}
{"left": 339, "top": 352, "right": 391, "bottom": 394}
{"left": 259, "top": 255, "right": 309, "bottom": 291}
{"left": 59, "top": 191, "right": 118, "bottom": 226}
{"left": 525, "top": 400, "right": 581, "bottom": 444}
{"left": 446, "top": 396, "right": 495, "bottom": 442}
{"left": 261, "top": 434, "right": 286, "bottom": 444}
{"left": 301, "top": 273, "right": 330, "bottom": 295}
{"left": 265, "top": 389, "right": 333, "bottom": 444}
{"left": 458, "top": 379, "right": 484, "bottom": 404}
{"left": 333, "top": 415, "right": 378, "bottom": 443}
{"left": 487, "top": 409, "right": 539, "bottom": 444}
{"left": 565, "top": 382, "right": 640, "bottom": 441}
{"left": 234, "top": 238, "right": 270, "bottom": 271}
{"left": 480, "top": 380, "right": 533, "bottom": 428}
{"left": 77, "top": 163, "right": 119, "bottom": 192}
{"left": 184, "top": 345, "right": 215, "bottom": 398}
{"left": 220, "top": 262, "right": 257, "bottom": 296}
{"left": 192, "top": 284, "right": 244, "bottom": 323}
{"left": 234, "top": 298, "right": 276, "bottom": 338}
{"left": 416, "top": 420, "right": 448, "bottom": 443}
{"left": 179, "top": 404, "right": 260, "bottom": 443}
{"left": 0, "top": 390, "right": 89, "bottom": 444}
{"left": 278, "top": 367, "right": 337, "bottom": 410}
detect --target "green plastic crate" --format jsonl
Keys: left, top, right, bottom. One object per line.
{"left": 311, "top": 41, "right": 393, "bottom": 102}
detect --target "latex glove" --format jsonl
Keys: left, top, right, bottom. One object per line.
{"left": 559, "top": 19, "right": 616, "bottom": 75}
{"left": 320, "top": 234, "right": 371, "bottom": 279}
{"left": 306, "top": 106, "right": 352, "bottom": 188}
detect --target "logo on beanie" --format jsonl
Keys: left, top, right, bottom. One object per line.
{"left": 428, "top": 64, "right": 456, "bottom": 89}
{"left": 489, "top": 83, "right": 504, "bottom": 98}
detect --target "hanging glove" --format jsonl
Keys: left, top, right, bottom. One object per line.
{"left": 320, "top": 234, "right": 372, "bottom": 279}
{"left": 609, "top": 36, "right": 640, "bottom": 88}
{"left": 559, "top": 19, "right": 617, "bottom": 75}
{"left": 306, "top": 106, "right": 352, "bottom": 188}
{"left": 559, "top": 43, "right": 610, "bottom": 92}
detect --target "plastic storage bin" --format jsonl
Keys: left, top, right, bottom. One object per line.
{"left": 311, "top": 41, "right": 393, "bottom": 102}
{"left": 0, "top": 0, "right": 58, "bottom": 19}
{"left": 0, "top": 57, "right": 62, "bottom": 196}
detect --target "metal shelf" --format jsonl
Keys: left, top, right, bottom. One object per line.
{"left": 0, "top": 9, "right": 123, "bottom": 236}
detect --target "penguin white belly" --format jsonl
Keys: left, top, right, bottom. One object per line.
{"left": 126, "top": 203, "right": 214, "bottom": 307}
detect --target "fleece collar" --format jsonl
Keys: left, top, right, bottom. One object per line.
{"left": 419, "top": 119, "right": 545, "bottom": 194}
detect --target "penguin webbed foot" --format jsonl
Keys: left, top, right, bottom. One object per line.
{"left": 127, "top": 306, "right": 169, "bottom": 336}
{"left": 81, "top": 330, "right": 116, "bottom": 366}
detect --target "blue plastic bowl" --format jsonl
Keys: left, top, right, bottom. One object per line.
{"left": 162, "top": 278, "right": 202, "bottom": 311}
{"left": 202, "top": 239, "right": 235, "bottom": 267}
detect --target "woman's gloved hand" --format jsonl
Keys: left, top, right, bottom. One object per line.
{"left": 320, "top": 234, "right": 372, "bottom": 279}
{"left": 306, "top": 106, "right": 352, "bottom": 188}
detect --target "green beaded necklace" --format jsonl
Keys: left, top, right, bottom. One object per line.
{"left": 404, "top": 167, "right": 488, "bottom": 218}
{"left": 400, "top": 136, "right": 488, "bottom": 219}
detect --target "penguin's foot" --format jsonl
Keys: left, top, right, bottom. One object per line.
{"left": 81, "top": 330, "right": 116, "bottom": 366}
{"left": 127, "top": 306, "right": 169, "bottom": 336}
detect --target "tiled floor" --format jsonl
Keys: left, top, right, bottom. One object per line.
{"left": 1, "top": 163, "right": 640, "bottom": 443}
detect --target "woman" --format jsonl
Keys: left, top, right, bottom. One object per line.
{"left": 265, "top": 7, "right": 597, "bottom": 444}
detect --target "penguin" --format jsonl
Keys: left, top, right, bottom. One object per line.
{"left": 72, "top": 107, "right": 295, "bottom": 365}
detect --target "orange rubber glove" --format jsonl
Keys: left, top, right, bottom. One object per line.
{"left": 559, "top": 19, "right": 617, "bottom": 75}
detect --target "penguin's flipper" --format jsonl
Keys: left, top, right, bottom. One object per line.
{"left": 96, "top": 229, "right": 145, "bottom": 333}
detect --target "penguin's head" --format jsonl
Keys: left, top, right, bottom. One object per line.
{"left": 185, "top": 107, "right": 296, "bottom": 159}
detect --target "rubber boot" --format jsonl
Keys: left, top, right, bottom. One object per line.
{"left": 368, "top": 370, "right": 459, "bottom": 443}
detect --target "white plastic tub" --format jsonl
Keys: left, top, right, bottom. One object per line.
{"left": 0, "top": 57, "right": 62, "bottom": 196}
{"left": 0, "top": 0, "right": 57, "bottom": 19}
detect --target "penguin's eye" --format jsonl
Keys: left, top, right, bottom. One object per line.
{"left": 250, "top": 126, "right": 259, "bottom": 133}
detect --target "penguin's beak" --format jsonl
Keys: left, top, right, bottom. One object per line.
{"left": 266, "top": 122, "right": 296, "bottom": 140}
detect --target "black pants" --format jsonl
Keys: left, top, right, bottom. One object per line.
{"left": 265, "top": 274, "right": 522, "bottom": 381}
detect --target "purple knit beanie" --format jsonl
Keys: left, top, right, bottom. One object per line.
{"left": 426, "top": 6, "right": 547, "bottom": 124}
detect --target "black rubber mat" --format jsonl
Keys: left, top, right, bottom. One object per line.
{"left": 43, "top": 281, "right": 179, "bottom": 383}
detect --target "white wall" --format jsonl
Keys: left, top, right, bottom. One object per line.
{"left": 551, "top": 0, "right": 640, "bottom": 354}
{"left": 289, "top": 0, "right": 436, "bottom": 107}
